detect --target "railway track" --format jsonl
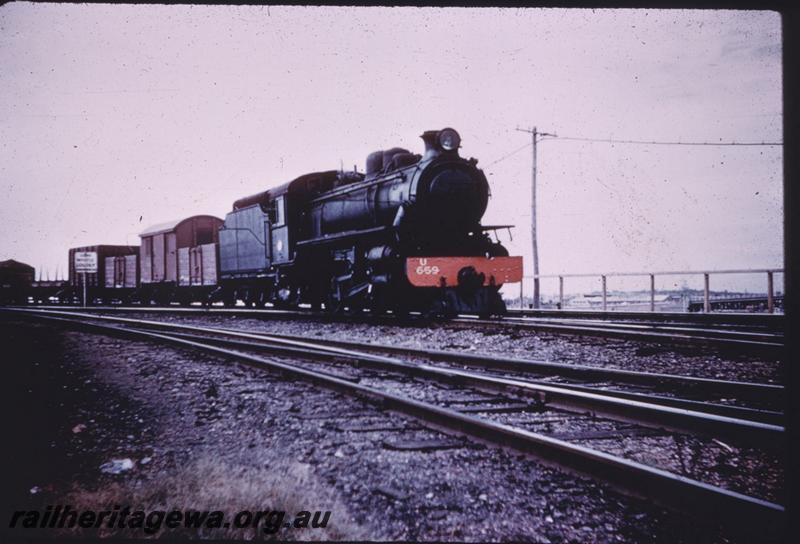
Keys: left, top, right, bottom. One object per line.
{"left": 19, "top": 308, "right": 780, "bottom": 441}
{"left": 5, "top": 304, "right": 785, "bottom": 352}
{"left": 506, "top": 308, "right": 784, "bottom": 330}
{"left": 4, "top": 307, "right": 783, "bottom": 410}
{"left": 2, "top": 307, "right": 785, "bottom": 533}
{"left": 483, "top": 315, "right": 784, "bottom": 342}
{"left": 454, "top": 316, "right": 784, "bottom": 351}
{"left": 178, "top": 328, "right": 784, "bottom": 421}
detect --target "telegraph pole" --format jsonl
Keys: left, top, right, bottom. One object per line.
{"left": 515, "top": 126, "right": 556, "bottom": 308}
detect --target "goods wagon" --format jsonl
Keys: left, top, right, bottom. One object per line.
{"left": 138, "top": 215, "right": 223, "bottom": 304}
{"left": 64, "top": 245, "right": 138, "bottom": 303}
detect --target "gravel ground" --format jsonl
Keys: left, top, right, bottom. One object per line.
{"left": 2, "top": 317, "right": 784, "bottom": 542}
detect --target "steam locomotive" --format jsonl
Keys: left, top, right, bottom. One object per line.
{"left": 48, "top": 128, "right": 523, "bottom": 316}
{"left": 217, "top": 127, "right": 522, "bottom": 316}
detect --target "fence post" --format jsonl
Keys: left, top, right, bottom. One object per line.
{"left": 519, "top": 279, "right": 523, "bottom": 310}
{"left": 559, "top": 276, "right": 564, "bottom": 310}
{"left": 602, "top": 275, "right": 607, "bottom": 312}
{"left": 703, "top": 273, "right": 710, "bottom": 313}
{"left": 767, "top": 271, "right": 774, "bottom": 314}
{"left": 650, "top": 274, "right": 655, "bottom": 312}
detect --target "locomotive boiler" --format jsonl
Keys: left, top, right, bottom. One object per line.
{"left": 218, "top": 128, "right": 522, "bottom": 316}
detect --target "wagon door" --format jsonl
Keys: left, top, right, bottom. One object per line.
{"left": 152, "top": 234, "right": 165, "bottom": 282}
{"left": 104, "top": 258, "right": 115, "bottom": 288}
{"left": 141, "top": 239, "right": 153, "bottom": 283}
{"left": 124, "top": 255, "right": 138, "bottom": 287}
{"left": 165, "top": 232, "right": 177, "bottom": 283}
{"left": 115, "top": 257, "right": 125, "bottom": 287}
{"left": 178, "top": 247, "right": 190, "bottom": 286}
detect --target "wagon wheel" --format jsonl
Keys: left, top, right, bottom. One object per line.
{"left": 324, "top": 292, "right": 344, "bottom": 314}
{"left": 367, "top": 285, "right": 388, "bottom": 316}
{"left": 345, "top": 296, "right": 366, "bottom": 316}
{"left": 273, "top": 284, "right": 298, "bottom": 309}
{"left": 324, "top": 279, "right": 344, "bottom": 314}
{"left": 222, "top": 291, "right": 237, "bottom": 308}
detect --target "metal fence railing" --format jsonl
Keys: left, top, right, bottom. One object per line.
{"left": 517, "top": 268, "right": 784, "bottom": 314}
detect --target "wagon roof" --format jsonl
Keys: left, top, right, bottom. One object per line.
{"left": 0, "top": 259, "right": 34, "bottom": 271}
{"left": 139, "top": 215, "right": 222, "bottom": 237}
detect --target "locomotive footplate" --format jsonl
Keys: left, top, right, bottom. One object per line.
{"left": 405, "top": 256, "right": 523, "bottom": 317}
{"left": 405, "top": 256, "right": 523, "bottom": 288}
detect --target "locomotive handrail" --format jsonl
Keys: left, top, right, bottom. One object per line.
{"left": 295, "top": 226, "right": 390, "bottom": 247}
{"left": 307, "top": 170, "right": 408, "bottom": 203}
{"left": 518, "top": 268, "right": 784, "bottom": 314}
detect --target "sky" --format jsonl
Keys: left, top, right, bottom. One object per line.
{"left": 0, "top": 4, "right": 783, "bottom": 294}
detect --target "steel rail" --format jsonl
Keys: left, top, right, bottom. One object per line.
{"left": 505, "top": 308, "right": 785, "bottom": 325}
{"left": 238, "top": 329, "right": 781, "bottom": 401}
{"left": 505, "top": 309, "right": 785, "bottom": 333}
{"left": 14, "top": 304, "right": 785, "bottom": 333}
{"left": 519, "top": 318, "right": 784, "bottom": 340}
{"left": 456, "top": 316, "right": 785, "bottom": 350}
{"left": 4, "top": 309, "right": 783, "bottom": 533}
{"left": 166, "top": 331, "right": 785, "bottom": 426}
{"left": 493, "top": 317, "right": 784, "bottom": 342}
{"left": 5, "top": 309, "right": 783, "bottom": 444}
{"left": 9, "top": 306, "right": 785, "bottom": 352}
{"left": 135, "top": 323, "right": 779, "bottom": 422}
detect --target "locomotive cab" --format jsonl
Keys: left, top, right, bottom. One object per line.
{"left": 219, "top": 170, "right": 358, "bottom": 306}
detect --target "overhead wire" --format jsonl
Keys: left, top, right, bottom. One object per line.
{"left": 483, "top": 142, "right": 533, "bottom": 168}
{"left": 483, "top": 132, "right": 782, "bottom": 168}
{"left": 553, "top": 135, "right": 783, "bottom": 146}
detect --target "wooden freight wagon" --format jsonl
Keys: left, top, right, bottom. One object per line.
{"left": 139, "top": 215, "right": 222, "bottom": 304}
{"left": 69, "top": 245, "right": 138, "bottom": 288}
{"left": 65, "top": 245, "right": 138, "bottom": 304}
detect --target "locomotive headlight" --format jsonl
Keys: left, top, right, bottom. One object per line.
{"left": 438, "top": 128, "right": 461, "bottom": 151}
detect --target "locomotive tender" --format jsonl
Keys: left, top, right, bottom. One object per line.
{"left": 50, "top": 128, "right": 521, "bottom": 316}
